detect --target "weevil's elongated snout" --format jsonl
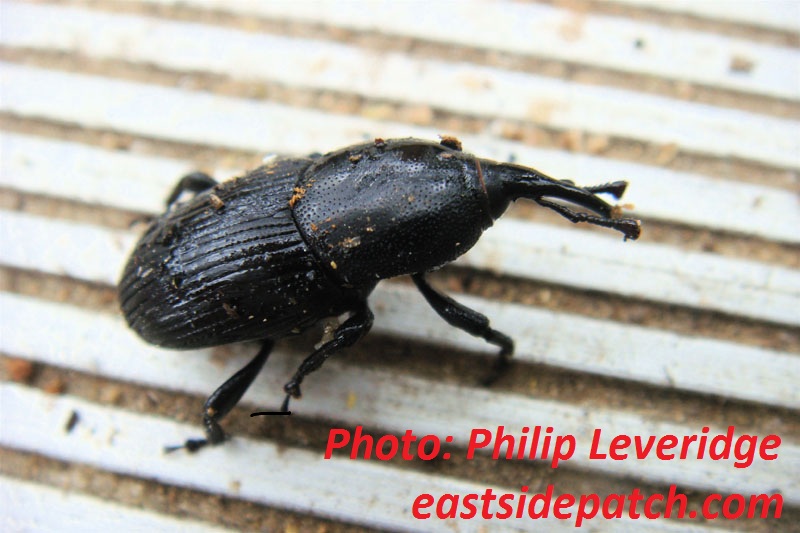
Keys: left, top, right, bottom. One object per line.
{"left": 482, "top": 161, "right": 641, "bottom": 241}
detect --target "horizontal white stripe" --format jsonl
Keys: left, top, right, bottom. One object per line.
{"left": 0, "top": 475, "right": 228, "bottom": 533}
{"left": 4, "top": 119, "right": 799, "bottom": 245}
{"left": 123, "top": 0, "right": 800, "bottom": 99}
{"left": 1, "top": 47, "right": 798, "bottom": 170}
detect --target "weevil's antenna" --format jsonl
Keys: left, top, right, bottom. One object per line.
{"left": 484, "top": 163, "right": 641, "bottom": 241}
{"left": 536, "top": 197, "right": 641, "bottom": 241}
{"left": 584, "top": 180, "right": 629, "bottom": 198}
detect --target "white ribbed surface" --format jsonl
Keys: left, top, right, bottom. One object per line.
{"left": 1, "top": 0, "right": 796, "bottom": 530}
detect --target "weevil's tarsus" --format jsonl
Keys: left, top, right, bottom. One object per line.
{"left": 165, "top": 340, "right": 273, "bottom": 454}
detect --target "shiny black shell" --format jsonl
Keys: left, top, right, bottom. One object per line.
{"left": 293, "top": 138, "right": 493, "bottom": 287}
{"left": 120, "top": 138, "right": 493, "bottom": 349}
{"left": 119, "top": 159, "right": 368, "bottom": 349}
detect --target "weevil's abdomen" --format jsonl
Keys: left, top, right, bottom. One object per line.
{"left": 292, "top": 138, "right": 493, "bottom": 287}
{"left": 119, "top": 159, "right": 364, "bottom": 349}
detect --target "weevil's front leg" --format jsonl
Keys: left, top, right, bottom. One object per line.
{"left": 280, "top": 303, "right": 374, "bottom": 412}
{"left": 412, "top": 273, "right": 513, "bottom": 385}
{"left": 166, "top": 340, "right": 273, "bottom": 453}
{"left": 165, "top": 171, "right": 218, "bottom": 208}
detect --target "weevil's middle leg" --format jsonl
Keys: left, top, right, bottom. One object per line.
{"left": 412, "top": 273, "right": 514, "bottom": 385}
{"left": 280, "top": 303, "right": 374, "bottom": 412}
{"left": 165, "top": 340, "right": 273, "bottom": 453}
{"left": 166, "top": 171, "right": 218, "bottom": 208}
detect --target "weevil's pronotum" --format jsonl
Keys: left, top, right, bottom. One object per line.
{"left": 119, "top": 137, "right": 641, "bottom": 451}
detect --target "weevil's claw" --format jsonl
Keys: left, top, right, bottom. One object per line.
{"left": 281, "top": 381, "right": 302, "bottom": 412}
{"left": 481, "top": 356, "right": 511, "bottom": 387}
{"left": 621, "top": 219, "right": 642, "bottom": 241}
{"left": 280, "top": 394, "right": 292, "bottom": 413}
{"left": 164, "top": 437, "right": 210, "bottom": 454}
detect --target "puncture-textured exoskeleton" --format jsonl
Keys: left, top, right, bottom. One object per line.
{"left": 119, "top": 137, "right": 640, "bottom": 451}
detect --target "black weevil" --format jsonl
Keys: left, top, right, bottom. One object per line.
{"left": 119, "top": 137, "right": 640, "bottom": 452}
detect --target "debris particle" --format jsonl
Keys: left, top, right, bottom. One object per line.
{"left": 439, "top": 135, "right": 463, "bottom": 151}
{"left": 5, "top": 358, "right": 34, "bottom": 383}
{"left": 340, "top": 236, "right": 362, "bottom": 249}
{"left": 208, "top": 193, "right": 225, "bottom": 210}
{"left": 64, "top": 410, "right": 80, "bottom": 433}
{"left": 349, "top": 154, "right": 362, "bottom": 164}
{"left": 222, "top": 302, "right": 240, "bottom": 319}
{"left": 288, "top": 187, "right": 306, "bottom": 208}
{"left": 43, "top": 377, "right": 66, "bottom": 394}
{"left": 730, "top": 55, "right": 755, "bottom": 74}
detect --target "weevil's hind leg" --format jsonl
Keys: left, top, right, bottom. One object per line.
{"left": 412, "top": 273, "right": 513, "bottom": 386}
{"left": 165, "top": 171, "right": 218, "bottom": 208}
{"left": 280, "top": 303, "right": 373, "bottom": 412}
{"left": 165, "top": 340, "right": 273, "bottom": 453}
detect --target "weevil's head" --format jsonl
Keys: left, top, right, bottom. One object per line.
{"left": 481, "top": 160, "right": 641, "bottom": 241}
